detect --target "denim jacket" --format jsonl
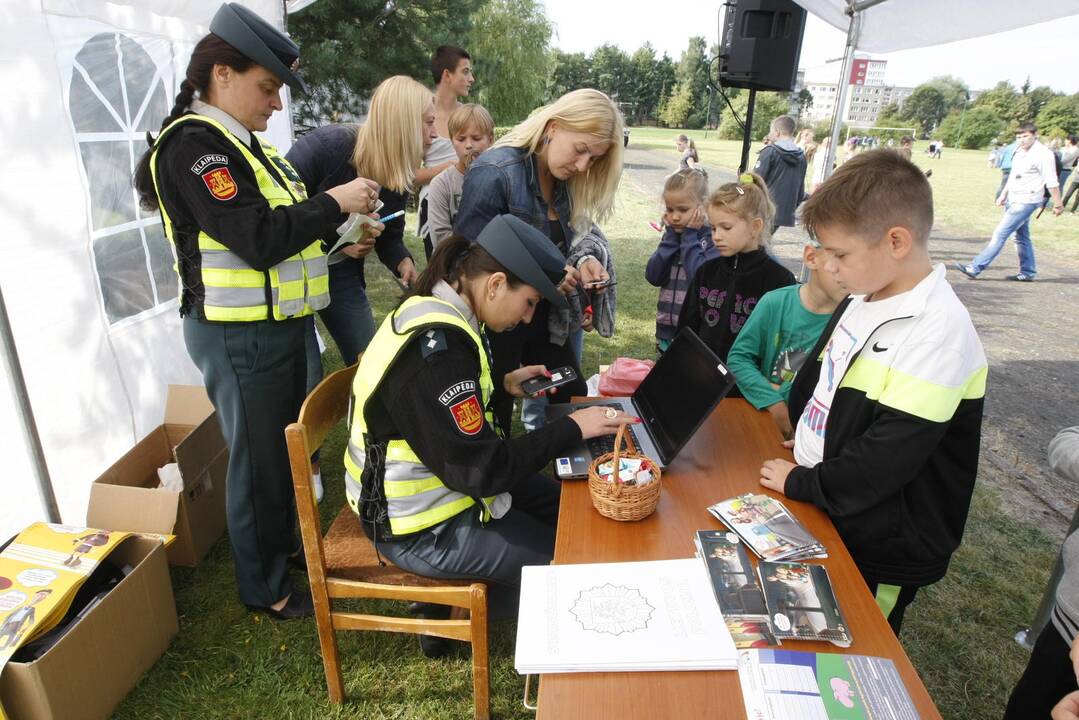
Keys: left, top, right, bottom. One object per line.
{"left": 454, "top": 146, "right": 575, "bottom": 244}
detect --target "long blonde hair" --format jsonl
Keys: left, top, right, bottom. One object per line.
{"left": 494, "top": 88, "right": 624, "bottom": 232}
{"left": 352, "top": 76, "right": 432, "bottom": 193}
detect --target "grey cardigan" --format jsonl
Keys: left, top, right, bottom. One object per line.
{"left": 548, "top": 225, "right": 616, "bottom": 345}
{"left": 1050, "top": 426, "right": 1079, "bottom": 645}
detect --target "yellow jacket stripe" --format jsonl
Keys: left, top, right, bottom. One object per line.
{"left": 344, "top": 296, "right": 504, "bottom": 536}
{"left": 150, "top": 113, "right": 329, "bottom": 321}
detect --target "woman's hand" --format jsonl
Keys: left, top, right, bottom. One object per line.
{"left": 558, "top": 265, "right": 581, "bottom": 295}
{"left": 569, "top": 406, "right": 639, "bottom": 439}
{"left": 326, "top": 176, "right": 380, "bottom": 214}
{"left": 340, "top": 215, "right": 382, "bottom": 258}
{"left": 504, "top": 365, "right": 550, "bottom": 398}
{"left": 397, "top": 257, "right": 418, "bottom": 287}
{"left": 578, "top": 257, "right": 609, "bottom": 295}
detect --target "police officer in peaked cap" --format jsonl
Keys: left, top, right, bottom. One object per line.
{"left": 133, "top": 3, "right": 381, "bottom": 619}
{"left": 341, "top": 215, "right": 635, "bottom": 653}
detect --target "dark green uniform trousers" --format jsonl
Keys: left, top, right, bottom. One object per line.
{"left": 183, "top": 315, "right": 306, "bottom": 607}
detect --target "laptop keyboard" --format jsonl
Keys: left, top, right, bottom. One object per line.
{"left": 585, "top": 404, "right": 642, "bottom": 457}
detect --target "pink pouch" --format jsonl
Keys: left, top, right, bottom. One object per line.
{"left": 598, "top": 357, "right": 655, "bottom": 396}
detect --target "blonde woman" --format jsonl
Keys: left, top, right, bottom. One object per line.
{"left": 286, "top": 75, "right": 436, "bottom": 493}
{"left": 454, "top": 88, "right": 624, "bottom": 430}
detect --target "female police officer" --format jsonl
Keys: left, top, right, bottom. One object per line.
{"left": 133, "top": 3, "right": 378, "bottom": 619}
{"left": 343, "top": 214, "right": 636, "bottom": 625}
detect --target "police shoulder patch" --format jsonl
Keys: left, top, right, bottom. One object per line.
{"left": 438, "top": 379, "right": 483, "bottom": 436}
{"left": 202, "top": 167, "right": 238, "bottom": 201}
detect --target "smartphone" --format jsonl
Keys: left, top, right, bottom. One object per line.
{"left": 585, "top": 279, "right": 616, "bottom": 290}
{"left": 521, "top": 366, "right": 578, "bottom": 395}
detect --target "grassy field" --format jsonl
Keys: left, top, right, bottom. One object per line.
{"left": 630, "top": 126, "right": 1079, "bottom": 262}
{"left": 112, "top": 173, "right": 1057, "bottom": 719}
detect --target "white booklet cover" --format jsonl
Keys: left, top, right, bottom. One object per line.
{"left": 514, "top": 558, "right": 739, "bottom": 674}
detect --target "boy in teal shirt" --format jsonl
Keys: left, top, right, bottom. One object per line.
{"left": 726, "top": 240, "right": 847, "bottom": 439}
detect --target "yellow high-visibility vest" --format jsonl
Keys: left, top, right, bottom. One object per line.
{"left": 344, "top": 295, "right": 506, "bottom": 536}
{"left": 150, "top": 113, "right": 329, "bottom": 321}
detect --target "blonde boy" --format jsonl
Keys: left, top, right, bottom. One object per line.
{"left": 426, "top": 103, "right": 494, "bottom": 247}
{"left": 758, "top": 150, "right": 987, "bottom": 634}
{"left": 726, "top": 239, "right": 848, "bottom": 439}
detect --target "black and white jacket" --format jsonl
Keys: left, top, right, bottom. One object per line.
{"left": 786, "top": 264, "right": 988, "bottom": 588}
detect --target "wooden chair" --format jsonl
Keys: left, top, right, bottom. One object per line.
{"left": 285, "top": 363, "right": 490, "bottom": 719}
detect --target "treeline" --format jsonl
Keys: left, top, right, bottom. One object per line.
{"left": 288, "top": 0, "right": 775, "bottom": 133}
{"left": 872, "top": 75, "right": 1079, "bottom": 149}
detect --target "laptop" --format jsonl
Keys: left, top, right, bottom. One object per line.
{"left": 548, "top": 328, "right": 737, "bottom": 479}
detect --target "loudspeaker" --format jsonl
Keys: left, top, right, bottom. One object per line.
{"left": 719, "top": 0, "right": 807, "bottom": 93}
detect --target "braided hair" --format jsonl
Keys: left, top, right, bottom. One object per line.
{"left": 133, "top": 34, "right": 254, "bottom": 211}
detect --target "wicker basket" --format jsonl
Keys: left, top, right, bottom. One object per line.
{"left": 587, "top": 423, "right": 662, "bottom": 521}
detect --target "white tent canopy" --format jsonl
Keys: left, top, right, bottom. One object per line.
{"left": 0, "top": 0, "right": 293, "bottom": 539}
{"left": 795, "top": 0, "right": 1079, "bottom": 53}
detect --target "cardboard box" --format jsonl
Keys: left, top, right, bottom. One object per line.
{"left": 1, "top": 536, "right": 178, "bottom": 720}
{"left": 87, "top": 386, "right": 228, "bottom": 566}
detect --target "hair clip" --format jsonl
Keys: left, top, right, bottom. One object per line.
{"left": 734, "top": 185, "right": 745, "bottom": 195}
{"left": 739, "top": 173, "right": 754, "bottom": 185}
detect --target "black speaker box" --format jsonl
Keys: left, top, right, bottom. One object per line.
{"left": 719, "top": 0, "right": 807, "bottom": 93}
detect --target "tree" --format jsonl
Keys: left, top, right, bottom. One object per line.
{"left": 975, "top": 81, "right": 1024, "bottom": 127}
{"left": 937, "top": 107, "right": 1005, "bottom": 149}
{"left": 794, "top": 89, "right": 813, "bottom": 120}
{"left": 717, "top": 91, "right": 790, "bottom": 141}
{"left": 289, "top": 0, "right": 482, "bottom": 128}
{"left": 925, "top": 75, "right": 970, "bottom": 113}
{"left": 468, "top": 0, "right": 552, "bottom": 124}
{"left": 659, "top": 81, "right": 694, "bottom": 128}
{"left": 626, "top": 44, "right": 663, "bottom": 125}
{"left": 547, "top": 50, "right": 590, "bottom": 101}
{"left": 1036, "top": 96, "right": 1079, "bottom": 139}
{"left": 1024, "top": 85, "right": 1056, "bottom": 122}
{"left": 590, "top": 44, "right": 631, "bottom": 105}
{"left": 675, "top": 36, "right": 711, "bottom": 128}
{"left": 901, "top": 85, "right": 947, "bottom": 137}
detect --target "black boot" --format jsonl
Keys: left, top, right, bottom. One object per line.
{"left": 408, "top": 602, "right": 454, "bottom": 658}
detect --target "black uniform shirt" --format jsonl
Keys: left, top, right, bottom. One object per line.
{"left": 153, "top": 118, "right": 341, "bottom": 316}
{"left": 366, "top": 327, "right": 583, "bottom": 499}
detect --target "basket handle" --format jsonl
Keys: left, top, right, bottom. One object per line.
{"left": 611, "top": 423, "right": 627, "bottom": 485}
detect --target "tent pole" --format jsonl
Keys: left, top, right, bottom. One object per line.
{"left": 823, "top": 3, "right": 862, "bottom": 182}
{"left": 0, "top": 280, "right": 60, "bottom": 522}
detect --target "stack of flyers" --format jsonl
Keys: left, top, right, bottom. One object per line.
{"left": 708, "top": 493, "right": 826, "bottom": 561}
{"left": 758, "top": 561, "right": 852, "bottom": 647}
{"left": 694, "top": 530, "right": 777, "bottom": 647}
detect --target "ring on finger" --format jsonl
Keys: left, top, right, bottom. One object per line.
{"left": 604, "top": 408, "right": 617, "bottom": 419}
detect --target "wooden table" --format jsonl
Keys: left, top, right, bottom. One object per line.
{"left": 535, "top": 399, "right": 941, "bottom": 720}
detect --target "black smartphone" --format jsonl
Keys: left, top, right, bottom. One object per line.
{"left": 586, "top": 279, "right": 616, "bottom": 290}
{"left": 521, "top": 366, "right": 578, "bottom": 395}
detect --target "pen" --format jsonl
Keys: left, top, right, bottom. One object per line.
{"left": 378, "top": 209, "right": 405, "bottom": 223}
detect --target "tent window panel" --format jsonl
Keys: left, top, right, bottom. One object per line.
{"left": 144, "top": 223, "right": 178, "bottom": 302}
{"left": 93, "top": 229, "right": 155, "bottom": 322}
{"left": 74, "top": 34, "right": 126, "bottom": 125}
{"left": 69, "top": 70, "right": 121, "bottom": 133}
{"left": 136, "top": 81, "right": 170, "bottom": 133}
{"left": 78, "top": 141, "right": 135, "bottom": 230}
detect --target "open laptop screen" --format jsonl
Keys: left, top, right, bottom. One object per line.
{"left": 632, "top": 328, "right": 736, "bottom": 463}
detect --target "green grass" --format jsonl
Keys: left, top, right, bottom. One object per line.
{"left": 114, "top": 179, "right": 1056, "bottom": 720}
{"left": 630, "top": 126, "right": 1079, "bottom": 262}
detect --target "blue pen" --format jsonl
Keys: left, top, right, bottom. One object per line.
{"left": 378, "top": 209, "right": 405, "bottom": 223}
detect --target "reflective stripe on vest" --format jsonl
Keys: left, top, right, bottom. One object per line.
{"left": 149, "top": 113, "right": 329, "bottom": 321}
{"left": 343, "top": 296, "right": 507, "bottom": 536}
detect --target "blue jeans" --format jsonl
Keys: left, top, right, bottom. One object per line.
{"left": 305, "top": 259, "right": 378, "bottom": 395}
{"left": 970, "top": 201, "right": 1040, "bottom": 277}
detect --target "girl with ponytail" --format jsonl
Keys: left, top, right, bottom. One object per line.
{"left": 133, "top": 3, "right": 380, "bottom": 622}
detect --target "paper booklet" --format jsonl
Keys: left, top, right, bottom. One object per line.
{"left": 514, "top": 558, "right": 739, "bottom": 674}
{"left": 708, "top": 493, "right": 826, "bottom": 561}
{"left": 758, "top": 561, "right": 851, "bottom": 647}
{"left": 327, "top": 201, "right": 384, "bottom": 256}
{"left": 694, "top": 530, "right": 777, "bottom": 648}
{"left": 738, "top": 649, "right": 920, "bottom": 720}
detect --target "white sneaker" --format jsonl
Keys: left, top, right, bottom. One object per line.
{"left": 312, "top": 471, "right": 324, "bottom": 503}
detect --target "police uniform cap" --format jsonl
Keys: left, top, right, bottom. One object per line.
{"left": 475, "top": 215, "right": 569, "bottom": 309}
{"left": 210, "top": 3, "right": 306, "bottom": 93}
